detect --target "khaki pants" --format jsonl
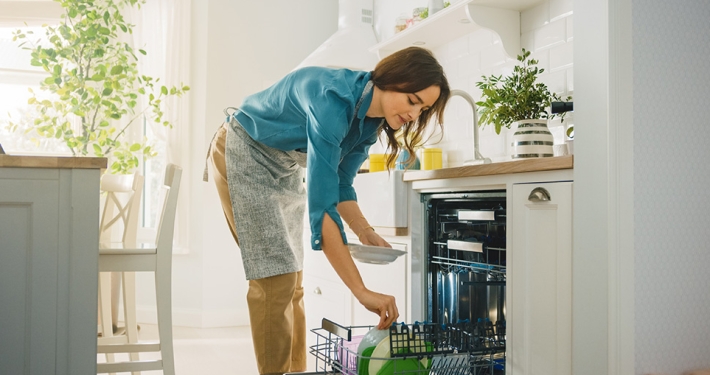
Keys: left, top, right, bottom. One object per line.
{"left": 209, "top": 123, "right": 307, "bottom": 374}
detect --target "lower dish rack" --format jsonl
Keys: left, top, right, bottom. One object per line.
{"left": 310, "top": 318, "right": 505, "bottom": 375}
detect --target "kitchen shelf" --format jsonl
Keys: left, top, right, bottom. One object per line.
{"left": 370, "top": 0, "right": 544, "bottom": 59}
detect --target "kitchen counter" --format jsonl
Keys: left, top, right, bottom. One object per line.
{"left": 403, "top": 155, "right": 573, "bottom": 182}
{"left": 0, "top": 154, "right": 107, "bottom": 169}
{"left": 1, "top": 155, "right": 104, "bottom": 374}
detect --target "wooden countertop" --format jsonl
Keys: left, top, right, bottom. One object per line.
{"left": 0, "top": 155, "right": 107, "bottom": 169}
{"left": 403, "top": 155, "right": 573, "bottom": 181}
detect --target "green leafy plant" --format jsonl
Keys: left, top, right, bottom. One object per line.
{"left": 420, "top": 8, "right": 429, "bottom": 19}
{"left": 9, "top": 0, "right": 189, "bottom": 174}
{"left": 475, "top": 48, "right": 570, "bottom": 134}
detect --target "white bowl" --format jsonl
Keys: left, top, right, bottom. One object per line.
{"left": 347, "top": 244, "right": 406, "bottom": 265}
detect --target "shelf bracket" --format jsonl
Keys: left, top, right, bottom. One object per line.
{"left": 466, "top": 4, "right": 521, "bottom": 59}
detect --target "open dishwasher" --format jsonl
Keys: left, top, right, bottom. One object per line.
{"left": 302, "top": 318, "right": 504, "bottom": 375}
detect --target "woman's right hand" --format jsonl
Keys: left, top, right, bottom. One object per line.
{"left": 320, "top": 212, "right": 399, "bottom": 329}
{"left": 354, "top": 289, "right": 399, "bottom": 330}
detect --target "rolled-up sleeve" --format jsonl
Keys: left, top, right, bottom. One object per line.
{"left": 304, "top": 97, "right": 351, "bottom": 250}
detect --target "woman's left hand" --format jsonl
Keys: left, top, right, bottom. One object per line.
{"left": 358, "top": 229, "right": 392, "bottom": 248}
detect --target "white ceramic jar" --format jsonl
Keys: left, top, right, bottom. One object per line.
{"left": 511, "top": 119, "right": 554, "bottom": 158}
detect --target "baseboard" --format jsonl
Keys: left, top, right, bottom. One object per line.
{"left": 135, "top": 306, "right": 251, "bottom": 328}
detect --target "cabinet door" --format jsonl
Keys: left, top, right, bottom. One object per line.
{"left": 510, "top": 181, "right": 572, "bottom": 375}
{"left": 303, "top": 274, "right": 352, "bottom": 348}
{"left": 0, "top": 176, "right": 60, "bottom": 375}
{"left": 1, "top": 168, "right": 99, "bottom": 375}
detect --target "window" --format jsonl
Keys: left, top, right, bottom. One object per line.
{"left": 0, "top": 25, "right": 68, "bottom": 154}
{"left": 0, "top": 1, "right": 184, "bottom": 251}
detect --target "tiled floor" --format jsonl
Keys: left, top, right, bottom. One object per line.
{"left": 97, "top": 324, "right": 319, "bottom": 374}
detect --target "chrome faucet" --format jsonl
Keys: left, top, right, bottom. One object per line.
{"left": 449, "top": 89, "right": 491, "bottom": 165}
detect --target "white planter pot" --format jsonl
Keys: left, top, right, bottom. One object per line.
{"left": 511, "top": 119, "right": 554, "bottom": 159}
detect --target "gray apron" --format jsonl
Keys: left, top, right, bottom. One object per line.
{"left": 223, "top": 81, "right": 374, "bottom": 280}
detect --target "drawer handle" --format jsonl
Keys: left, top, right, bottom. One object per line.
{"left": 313, "top": 287, "right": 322, "bottom": 295}
{"left": 528, "top": 187, "right": 551, "bottom": 202}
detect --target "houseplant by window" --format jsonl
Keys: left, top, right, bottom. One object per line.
{"left": 475, "top": 48, "right": 570, "bottom": 158}
{"left": 8, "top": 0, "right": 189, "bottom": 174}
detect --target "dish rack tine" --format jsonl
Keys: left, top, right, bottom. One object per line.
{"left": 388, "top": 322, "right": 411, "bottom": 355}
{"left": 321, "top": 318, "right": 352, "bottom": 341}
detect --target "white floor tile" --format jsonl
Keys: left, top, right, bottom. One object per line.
{"left": 97, "top": 324, "right": 320, "bottom": 374}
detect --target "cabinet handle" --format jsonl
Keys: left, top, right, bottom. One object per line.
{"left": 313, "top": 287, "right": 322, "bottom": 295}
{"left": 528, "top": 187, "right": 551, "bottom": 202}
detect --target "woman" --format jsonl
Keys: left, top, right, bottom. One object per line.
{"left": 207, "top": 46, "right": 449, "bottom": 374}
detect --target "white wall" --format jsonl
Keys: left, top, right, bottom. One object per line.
{"left": 633, "top": 1, "right": 710, "bottom": 373}
{"left": 136, "top": 0, "right": 338, "bottom": 328}
{"left": 375, "top": 0, "right": 574, "bottom": 166}
{"left": 573, "top": 0, "right": 710, "bottom": 373}
{"left": 437, "top": 0, "right": 573, "bottom": 165}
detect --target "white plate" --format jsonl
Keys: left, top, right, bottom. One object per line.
{"left": 348, "top": 244, "right": 406, "bottom": 265}
{"left": 367, "top": 335, "right": 391, "bottom": 375}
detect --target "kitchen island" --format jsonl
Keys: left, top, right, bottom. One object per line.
{"left": 0, "top": 155, "right": 106, "bottom": 375}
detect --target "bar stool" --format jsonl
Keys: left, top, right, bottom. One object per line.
{"left": 97, "top": 171, "right": 143, "bottom": 372}
{"left": 97, "top": 164, "right": 181, "bottom": 375}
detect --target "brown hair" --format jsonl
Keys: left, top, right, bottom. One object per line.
{"left": 371, "top": 46, "right": 450, "bottom": 169}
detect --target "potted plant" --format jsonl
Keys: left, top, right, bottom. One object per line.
{"left": 475, "top": 48, "right": 570, "bottom": 158}
{"left": 8, "top": 0, "right": 189, "bottom": 174}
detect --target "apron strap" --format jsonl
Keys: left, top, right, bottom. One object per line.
{"left": 203, "top": 107, "right": 239, "bottom": 182}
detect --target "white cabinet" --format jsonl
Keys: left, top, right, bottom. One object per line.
{"left": 0, "top": 157, "right": 104, "bottom": 375}
{"left": 509, "top": 181, "right": 573, "bottom": 375}
{"left": 352, "top": 170, "right": 408, "bottom": 230}
{"left": 302, "top": 274, "right": 351, "bottom": 348}
{"left": 302, "top": 241, "right": 408, "bottom": 347}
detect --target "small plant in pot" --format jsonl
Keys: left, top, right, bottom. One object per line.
{"left": 475, "top": 48, "right": 570, "bottom": 158}
{"left": 8, "top": 0, "right": 189, "bottom": 174}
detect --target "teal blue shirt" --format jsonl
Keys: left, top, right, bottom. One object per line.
{"left": 233, "top": 67, "right": 382, "bottom": 250}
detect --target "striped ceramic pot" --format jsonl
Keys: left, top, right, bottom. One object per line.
{"left": 511, "top": 119, "right": 554, "bottom": 158}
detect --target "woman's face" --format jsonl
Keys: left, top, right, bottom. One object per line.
{"left": 372, "top": 85, "right": 441, "bottom": 130}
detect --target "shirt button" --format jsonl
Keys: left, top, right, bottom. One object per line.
{"left": 314, "top": 240, "right": 320, "bottom": 244}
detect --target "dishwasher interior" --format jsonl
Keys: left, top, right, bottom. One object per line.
{"left": 423, "top": 190, "right": 507, "bottom": 346}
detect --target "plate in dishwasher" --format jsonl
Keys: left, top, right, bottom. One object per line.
{"left": 348, "top": 244, "right": 405, "bottom": 264}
